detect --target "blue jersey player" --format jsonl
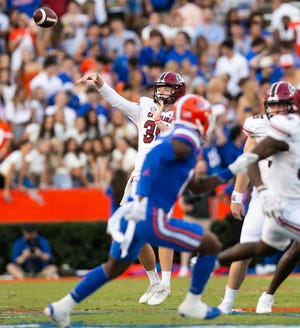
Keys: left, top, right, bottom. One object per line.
{"left": 44, "top": 94, "right": 252, "bottom": 326}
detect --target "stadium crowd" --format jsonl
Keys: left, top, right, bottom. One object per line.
{"left": 1, "top": 0, "right": 300, "bottom": 216}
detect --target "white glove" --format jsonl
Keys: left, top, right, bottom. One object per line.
{"left": 258, "top": 187, "right": 283, "bottom": 221}
{"left": 124, "top": 197, "right": 148, "bottom": 222}
{"left": 229, "top": 152, "right": 259, "bottom": 175}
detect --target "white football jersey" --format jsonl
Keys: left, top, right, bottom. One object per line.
{"left": 99, "top": 83, "right": 173, "bottom": 177}
{"left": 243, "top": 115, "right": 270, "bottom": 186}
{"left": 267, "top": 113, "right": 300, "bottom": 198}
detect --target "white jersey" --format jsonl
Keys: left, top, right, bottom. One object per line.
{"left": 243, "top": 115, "right": 270, "bottom": 187}
{"left": 99, "top": 83, "right": 173, "bottom": 178}
{"left": 267, "top": 114, "right": 300, "bottom": 199}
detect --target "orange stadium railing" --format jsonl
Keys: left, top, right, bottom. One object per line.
{"left": 0, "top": 189, "right": 184, "bottom": 224}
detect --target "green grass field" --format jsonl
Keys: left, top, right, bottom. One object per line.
{"left": 1, "top": 274, "right": 300, "bottom": 326}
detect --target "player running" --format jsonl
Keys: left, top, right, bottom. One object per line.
{"left": 76, "top": 71, "right": 186, "bottom": 305}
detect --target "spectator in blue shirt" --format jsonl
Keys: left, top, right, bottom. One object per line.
{"left": 6, "top": 224, "right": 58, "bottom": 278}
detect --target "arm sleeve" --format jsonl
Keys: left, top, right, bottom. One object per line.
{"left": 137, "top": 141, "right": 176, "bottom": 197}
{"left": 98, "top": 83, "right": 140, "bottom": 123}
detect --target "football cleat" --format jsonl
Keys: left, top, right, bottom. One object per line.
{"left": 44, "top": 302, "right": 71, "bottom": 328}
{"left": 256, "top": 292, "right": 274, "bottom": 313}
{"left": 178, "top": 299, "right": 221, "bottom": 319}
{"left": 139, "top": 283, "right": 160, "bottom": 304}
{"left": 147, "top": 286, "right": 170, "bottom": 305}
{"left": 218, "top": 301, "right": 233, "bottom": 314}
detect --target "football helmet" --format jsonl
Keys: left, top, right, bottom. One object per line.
{"left": 173, "top": 94, "right": 212, "bottom": 136}
{"left": 264, "top": 81, "right": 299, "bottom": 118}
{"left": 153, "top": 72, "right": 186, "bottom": 105}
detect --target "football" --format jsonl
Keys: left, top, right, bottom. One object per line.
{"left": 33, "top": 7, "right": 58, "bottom": 28}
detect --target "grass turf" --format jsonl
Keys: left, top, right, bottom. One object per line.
{"left": 1, "top": 274, "right": 300, "bottom": 326}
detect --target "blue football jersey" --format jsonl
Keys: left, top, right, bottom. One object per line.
{"left": 137, "top": 124, "right": 201, "bottom": 212}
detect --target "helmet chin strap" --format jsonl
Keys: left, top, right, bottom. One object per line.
{"left": 155, "top": 96, "right": 173, "bottom": 105}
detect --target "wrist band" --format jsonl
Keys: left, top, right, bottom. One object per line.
{"left": 231, "top": 191, "right": 243, "bottom": 203}
{"left": 154, "top": 118, "right": 161, "bottom": 123}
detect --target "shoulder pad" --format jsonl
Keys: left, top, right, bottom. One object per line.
{"left": 139, "top": 97, "right": 157, "bottom": 111}
{"left": 243, "top": 115, "right": 268, "bottom": 138}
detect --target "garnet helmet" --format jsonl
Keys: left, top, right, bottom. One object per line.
{"left": 264, "top": 81, "right": 299, "bottom": 118}
{"left": 153, "top": 72, "right": 186, "bottom": 105}
{"left": 173, "top": 94, "right": 212, "bottom": 137}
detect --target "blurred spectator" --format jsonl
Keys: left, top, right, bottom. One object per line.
{"left": 166, "top": 8, "right": 194, "bottom": 40}
{"left": 84, "top": 109, "right": 101, "bottom": 139}
{"left": 111, "top": 136, "right": 137, "bottom": 173}
{"left": 28, "top": 86, "right": 47, "bottom": 124}
{"left": 165, "top": 31, "right": 198, "bottom": 75}
{"left": 176, "top": 0, "right": 203, "bottom": 30}
{"left": 60, "top": 0, "right": 90, "bottom": 57}
{"left": 112, "top": 38, "right": 140, "bottom": 84}
{"left": 63, "top": 116, "right": 88, "bottom": 144}
{"left": 45, "top": 91, "right": 76, "bottom": 129}
{"left": 255, "top": 56, "right": 282, "bottom": 85}
{"left": 0, "top": 67, "right": 17, "bottom": 105}
{"left": 0, "top": 0, "right": 10, "bottom": 54}
{"left": 24, "top": 114, "right": 64, "bottom": 145}
{"left": 246, "top": 10, "right": 271, "bottom": 43}
{"left": 0, "top": 138, "right": 32, "bottom": 202}
{"left": 140, "top": 12, "right": 172, "bottom": 46}
{"left": 8, "top": 11, "right": 36, "bottom": 74}
{"left": 236, "top": 78, "right": 261, "bottom": 126}
{"left": 74, "top": 22, "right": 105, "bottom": 64}
{"left": 81, "top": 137, "right": 99, "bottom": 185}
{"left": 0, "top": 118, "right": 13, "bottom": 162}
{"left": 29, "top": 55, "right": 63, "bottom": 102}
{"left": 214, "top": 39, "right": 250, "bottom": 98}
{"left": 49, "top": 137, "right": 72, "bottom": 188}
{"left": 19, "top": 139, "right": 51, "bottom": 189}
{"left": 106, "top": 109, "right": 138, "bottom": 142}
{"left": 62, "top": 137, "right": 90, "bottom": 187}
{"left": 15, "top": 47, "right": 42, "bottom": 99}
{"left": 138, "top": 29, "right": 167, "bottom": 71}
{"left": 190, "top": 76, "right": 207, "bottom": 97}
{"left": 270, "top": 0, "right": 300, "bottom": 34}
{"left": 279, "top": 53, "right": 300, "bottom": 86}
{"left": 194, "top": 6, "right": 225, "bottom": 58}
{"left": 6, "top": 224, "right": 58, "bottom": 279}
{"left": 5, "top": 86, "right": 33, "bottom": 146}
{"left": 273, "top": 15, "right": 296, "bottom": 48}
{"left": 228, "top": 19, "right": 249, "bottom": 56}
{"left": 124, "top": 0, "right": 143, "bottom": 30}
{"left": 106, "top": 0, "right": 126, "bottom": 20}
{"left": 77, "top": 85, "right": 109, "bottom": 134}
{"left": 104, "top": 16, "right": 141, "bottom": 59}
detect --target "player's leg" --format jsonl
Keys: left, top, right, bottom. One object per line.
{"left": 218, "top": 259, "right": 252, "bottom": 313}
{"left": 219, "top": 194, "right": 265, "bottom": 314}
{"left": 138, "top": 243, "right": 161, "bottom": 303}
{"left": 147, "top": 246, "right": 173, "bottom": 305}
{"left": 256, "top": 240, "right": 300, "bottom": 313}
{"left": 178, "top": 251, "right": 191, "bottom": 277}
{"left": 178, "top": 229, "right": 222, "bottom": 319}
{"left": 6, "top": 263, "right": 26, "bottom": 279}
{"left": 44, "top": 256, "right": 132, "bottom": 327}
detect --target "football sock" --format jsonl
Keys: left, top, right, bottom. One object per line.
{"left": 146, "top": 268, "right": 160, "bottom": 285}
{"left": 223, "top": 286, "right": 238, "bottom": 304}
{"left": 71, "top": 265, "right": 109, "bottom": 302}
{"left": 190, "top": 255, "right": 216, "bottom": 295}
{"left": 55, "top": 294, "right": 77, "bottom": 312}
{"left": 161, "top": 271, "right": 171, "bottom": 288}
